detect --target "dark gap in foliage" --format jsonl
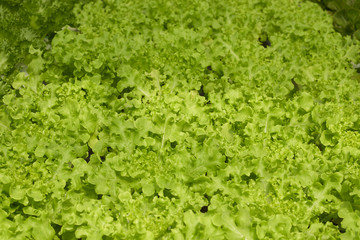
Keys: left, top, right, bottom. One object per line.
{"left": 207, "top": 65, "right": 212, "bottom": 71}
{"left": 200, "top": 205, "right": 208, "bottom": 213}
{"left": 42, "top": 81, "right": 47, "bottom": 85}
{"left": 203, "top": 194, "right": 212, "bottom": 207}
{"left": 302, "top": 187, "right": 313, "bottom": 201}
{"left": 61, "top": 230, "right": 77, "bottom": 240}
{"left": 291, "top": 78, "right": 301, "bottom": 91}
{"left": 14, "top": 89, "right": 21, "bottom": 97}
{"left": 80, "top": 174, "right": 87, "bottom": 183}
{"left": 111, "top": 76, "right": 120, "bottom": 89}
{"left": 163, "top": 188, "right": 178, "bottom": 199}
{"left": 46, "top": 32, "right": 57, "bottom": 43}
{"left": 308, "top": 123, "right": 327, "bottom": 152}
{"left": 233, "top": 122, "right": 246, "bottom": 136}
{"left": 225, "top": 156, "right": 229, "bottom": 163}
{"left": 100, "top": 102, "right": 111, "bottom": 109}
{"left": 51, "top": 223, "right": 62, "bottom": 237}
{"left": 286, "top": 78, "right": 301, "bottom": 99}
{"left": 196, "top": 134, "right": 207, "bottom": 144}
{"left": 170, "top": 141, "right": 178, "bottom": 148}
{"left": 166, "top": 221, "right": 177, "bottom": 232}
{"left": 62, "top": 65, "right": 77, "bottom": 79}
{"left": 64, "top": 180, "right": 71, "bottom": 191}
{"left": 30, "top": 118, "right": 38, "bottom": 124}
{"left": 9, "top": 202, "right": 24, "bottom": 216}
{"left": 259, "top": 34, "right": 271, "bottom": 48}
{"left": 85, "top": 146, "right": 93, "bottom": 163}
{"left": 187, "top": 21, "right": 195, "bottom": 29}
{"left": 227, "top": 174, "right": 234, "bottom": 181}
{"left": 330, "top": 189, "right": 342, "bottom": 201}
{"left": 1, "top": 1, "right": 22, "bottom": 8}
{"left": 81, "top": 88, "right": 88, "bottom": 99}
{"left": 316, "top": 142, "right": 326, "bottom": 152}
{"left": 198, "top": 84, "right": 207, "bottom": 99}
{"left": 30, "top": 107, "right": 39, "bottom": 113}
{"left": 261, "top": 40, "right": 271, "bottom": 48}
{"left": 213, "top": 189, "right": 223, "bottom": 196}
{"left": 118, "top": 86, "right": 134, "bottom": 99}
{"left": 6, "top": 213, "right": 15, "bottom": 222}
{"left": 318, "top": 177, "right": 326, "bottom": 186}
{"left": 309, "top": 134, "right": 326, "bottom": 152}
{"left": 346, "top": 127, "right": 360, "bottom": 132}
{"left": 130, "top": 188, "right": 136, "bottom": 195}
{"left": 216, "top": 69, "right": 224, "bottom": 79}
{"left": 297, "top": 108, "right": 308, "bottom": 115}
{"left": 205, "top": 171, "right": 208, "bottom": 176}
{"left": 283, "top": 192, "right": 300, "bottom": 201}
{"left": 241, "top": 172, "right": 258, "bottom": 184}
{"left": 1, "top": 81, "right": 12, "bottom": 96}
{"left": 111, "top": 209, "right": 119, "bottom": 221}
{"left": 97, "top": 194, "right": 103, "bottom": 200}
{"left": 117, "top": 109, "right": 125, "bottom": 114}
{"left": 148, "top": 132, "right": 162, "bottom": 142}
{"left": 68, "top": 161, "right": 74, "bottom": 168}
{"left": 163, "top": 21, "right": 168, "bottom": 30}
{"left": 318, "top": 211, "right": 345, "bottom": 233}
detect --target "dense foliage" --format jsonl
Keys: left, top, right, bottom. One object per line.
{"left": 1, "top": 0, "right": 360, "bottom": 239}
{"left": 0, "top": 0, "right": 91, "bottom": 94}
{"left": 311, "top": 0, "right": 360, "bottom": 40}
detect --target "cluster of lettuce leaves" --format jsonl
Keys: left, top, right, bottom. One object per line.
{"left": 311, "top": 0, "right": 360, "bottom": 40}
{"left": 0, "top": 0, "right": 91, "bottom": 93}
{"left": 1, "top": 0, "right": 360, "bottom": 239}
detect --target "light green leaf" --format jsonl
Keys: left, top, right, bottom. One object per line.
{"left": 320, "top": 130, "right": 338, "bottom": 146}
{"left": 298, "top": 92, "right": 314, "bottom": 112}
{"left": 9, "top": 185, "right": 26, "bottom": 200}
{"left": 34, "top": 146, "right": 46, "bottom": 158}
{"left": 27, "top": 189, "right": 44, "bottom": 201}
{"left": 212, "top": 213, "right": 223, "bottom": 227}
{"left": 32, "top": 218, "right": 55, "bottom": 240}
{"left": 142, "top": 183, "right": 155, "bottom": 196}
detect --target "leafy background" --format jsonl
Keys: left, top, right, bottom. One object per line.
{"left": 0, "top": 0, "right": 92, "bottom": 96}
{"left": 311, "top": 0, "right": 360, "bottom": 40}
{"left": 0, "top": 0, "right": 360, "bottom": 239}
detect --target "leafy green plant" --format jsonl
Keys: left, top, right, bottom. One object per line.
{"left": 1, "top": 0, "right": 360, "bottom": 239}
{"left": 311, "top": 0, "right": 360, "bottom": 39}
{"left": 0, "top": 0, "right": 92, "bottom": 95}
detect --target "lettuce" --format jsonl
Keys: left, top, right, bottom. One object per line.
{"left": 1, "top": 0, "right": 360, "bottom": 239}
